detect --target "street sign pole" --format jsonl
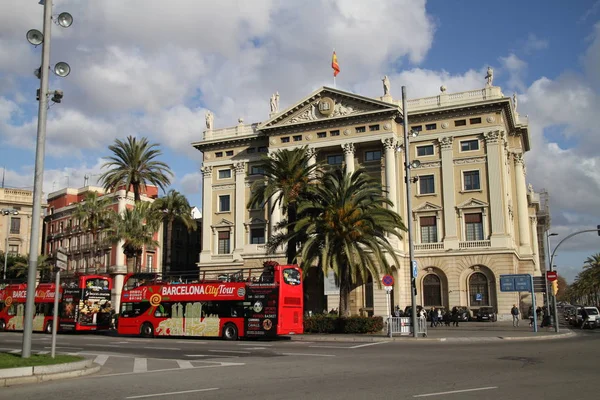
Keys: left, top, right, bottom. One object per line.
{"left": 530, "top": 275, "right": 538, "bottom": 333}
{"left": 51, "top": 248, "right": 67, "bottom": 358}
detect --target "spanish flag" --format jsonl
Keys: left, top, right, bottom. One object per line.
{"left": 332, "top": 51, "right": 340, "bottom": 77}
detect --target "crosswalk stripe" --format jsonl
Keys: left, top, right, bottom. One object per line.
{"left": 176, "top": 360, "right": 194, "bottom": 369}
{"left": 37, "top": 350, "right": 50, "bottom": 354}
{"left": 94, "top": 354, "right": 109, "bottom": 366}
{"left": 133, "top": 358, "right": 147, "bottom": 373}
{"left": 9, "top": 349, "right": 21, "bottom": 354}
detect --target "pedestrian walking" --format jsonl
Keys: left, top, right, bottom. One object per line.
{"left": 580, "top": 307, "right": 590, "bottom": 329}
{"left": 430, "top": 307, "right": 438, "bottom": 327}
{"left": 511, "top": 304, "right": 520, "bottom": 327}
{"left": 452, "top": 306, "right": 460, "bottom": 327}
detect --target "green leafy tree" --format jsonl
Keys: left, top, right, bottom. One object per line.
{"left": 100, "top": 136, "right": 173, "bottom": 202}
{"left": 247, "top": 147, "right": 322, "bottom": 264}
{"left": 72, "top": 191, "right": 113, "bottom": 272}
{"left": 565, "top": 253, "right": 600, "bottom": 305}
{"left": 10, "top": 254, "right": 52, "bottom": 282}
{"left": 152, "top": 190, "right": 197, "bottom": 276}
{"left": 107, "top": 202, "right": 160, "bottom": 273}
{"left": 271, "top": 166, "right": 407, "bottom": 316}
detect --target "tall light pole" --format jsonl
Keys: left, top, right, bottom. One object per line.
{"left": 22, "top": 0, "right": 72, "bottom": 358}
{"left": 545, "top": 231, "right": 557, "bottom": 318}
{"left": 2, "top": 209, "right": 19, "bottom": 280}
{"left": 399, "top": 86, "right": 421, "bottom": 338}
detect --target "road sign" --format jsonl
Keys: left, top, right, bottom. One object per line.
{"left": 56, "top": 259, "right": 67, "bottom": 270}
{"left": 500, "top": 274, "right": 532, "bottom": 292}
{"left": 411, "top": 261, "right": 418, "bottom": 278}
{"left": 56, "top": 251, "right": 67, "bottom": 263}
{"left": 475, "top": 293, "right": 482, "bottom": 301}
{"left": 533, "top": 276, "right": 546, "bottom": 293}
{"left": 546, "top": 271, "right": 558, "bottom": 282}
{"left": 382, "top": 274, "right": 394, "bottom": 287}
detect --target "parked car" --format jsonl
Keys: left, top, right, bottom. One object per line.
{"left": 574, "top": 306, "right": 600, "bottom": 329}
{"left": 476, "top": 306, "right": 497, "bottom": 322}
{"left": 452, "top": 306, "right": 472, "bottom": 322}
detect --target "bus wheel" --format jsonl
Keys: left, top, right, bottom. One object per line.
{"left": 222, "top": 323, "right": 238, "bottom": 341}
{"left": 140, "top": 322, "right": 154, "bottom": 338}
{"left": 45, "top": 321, "right": 53, "bottom": 334}
{"left": 0, "top": 319, "right": 5, "bottom": 331}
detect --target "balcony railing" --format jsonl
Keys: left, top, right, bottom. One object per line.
{"left": 459, "top": 240, "right": 491, "bottom": 249}
{"left": 414, "top": 243, "right": 444, "bottom": 251}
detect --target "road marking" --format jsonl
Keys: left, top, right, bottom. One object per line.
{"left": 143, "top": 346, "right": 180, "bottom": 351}
{"left": 37, "top": 350, "right": 49, "bottom": 355}
{"left": 208, "top": 350, "right": 250, "bottom": 354}
{"left": 310, "top": 345, "right": 351, "bottom": 349}
{"left": 92, "top": 363, "right": 244, "bottom": 379}
{"left": 175, "top": 341, "right": 206, "bottom": 344}
{"left": 280, "top": 352, "right": 335, "bottom": 357}
{"left": 349, "top": 341, "right": 391, "bottom": 349}
{"left": 133, "top": 358, "right": 147, "bottom": 373}
{"left": 413, "top": 386, "right": 498, "bottom": 397}
{"left": 9, "top": 349, "right": 20, "bottom": 354}
{"left": 125, "top": 388, "right": 219, "bottom": 399}
{"left": 237, "top": 343, "right": 273, "bottom": 347}
{"left": 176, "top": 360, "right": 193, "bottom": 369}
{"left": 94, "top": 354, "right": 109, "bottom": 366}
{"left": 184, "top": 354, "right": 211, "bottom": 357}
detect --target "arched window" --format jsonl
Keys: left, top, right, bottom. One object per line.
{"left": 469, "top": 272, "right": 489, "bottom": 306}
{"left": 423, "top": 274, "right": 442, "bottom": 306}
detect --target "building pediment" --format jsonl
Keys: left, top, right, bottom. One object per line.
{"left": 215, "top": 218, "right": 234, "bottom": 226}
{"left": 258, "top": 87, "right": 399, "bottom": 131}
{"left": 457, "top": 198, "right": 489, "bottom": 209}
{"left": 413, "top": 202, "right": 443, "bottom": 212}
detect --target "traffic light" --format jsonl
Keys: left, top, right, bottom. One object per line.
{"left": 551, "top": 280, "right": 558, "bottom": 296}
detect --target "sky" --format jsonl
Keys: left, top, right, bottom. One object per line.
{"left": 1, "top": 0, "right": 599, "bottom": 283}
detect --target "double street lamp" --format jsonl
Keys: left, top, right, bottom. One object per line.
{"left": 2, "top": 209, "right": 19, "bottom": 281}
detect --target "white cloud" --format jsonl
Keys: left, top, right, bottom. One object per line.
{"left": 522, "top": 33, "right": 549, "bottom": 54}
{"left": 499, "top": 53, "right": 528, "bottom": 92}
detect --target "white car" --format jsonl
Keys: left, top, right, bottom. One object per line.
{"left": 576, "top": 306, "right": 600, "bottom": 329}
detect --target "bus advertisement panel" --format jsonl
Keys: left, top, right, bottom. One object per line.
{"left": 60, "top": 275, "right": 113, "bottom": 331}
{"left": 118, "top": 263, "right": 303, "bottom": 340}
{"left": 0, "top": 284, "right": 27, "bottom": 331}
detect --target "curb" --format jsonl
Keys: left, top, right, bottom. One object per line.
{"left": 0, "top": 359, "right": 101, "bottom": 387}
{"left": 287, "top": 330, "right": 576, "bottom": 343}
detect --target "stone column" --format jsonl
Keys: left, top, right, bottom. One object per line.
{"left": 342, "top": 143, "right": 355, "bottom": 174}
{"left": 439, "top": 137, "right": 458, "bottom": 249}
{"left": 484, "top": 131, "right": 508, "bottom": 247}
{"left": 530, "top": 216, "right": 541, "bottom": 274}
{"left": 513, "top": 152, "right": 531, "bottom": 250}
{"left": 199, "top": 166, "right": 213, "bottom": 263}
{"left": 233, "top": 162, "right": 246, "bottom": 257}
{"left": 382, "top": 138, "right": 398, "bottom": 213}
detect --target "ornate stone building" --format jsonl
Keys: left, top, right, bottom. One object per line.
{"left": 192, "top": 81, "right": 545, "bottom": 319}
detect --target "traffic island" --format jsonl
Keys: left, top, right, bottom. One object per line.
{"left": 0, "top": 353, "right": 100, "bottom": 387}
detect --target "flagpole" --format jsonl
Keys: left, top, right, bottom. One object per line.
{"left": 334, "top": 75, "right": 336, "bottom": 89}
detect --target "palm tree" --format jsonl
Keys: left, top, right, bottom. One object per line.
{"left": 271, "top": 166, "right": 407, "bottom": 316}
{"left": 152, "top": 190, "right": 197, "bottom": 276}
{"left": 247, "top": 147, "right": 321, "bottom": 264}
{"left": 107, "top": 202, "right": 161, "bottom": 273}
{"left": 11, "top": 254, "right": 52, "bottom": 282}
{"left": 72, "top": 192, "right": 112, "bottom": 272}
{"left": 99, "top": 136, "right": 173, "bottom": 202}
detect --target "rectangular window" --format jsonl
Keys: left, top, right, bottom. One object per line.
{"left": 293, "top": 135, "right": 303, "bottom": 142}
{"left": 465, "top": 213, "right": 484, "bottom": 241}
{"left": 218, "top": 231, "right": 231, "bottom": 254}
{"left": 365, "top": 150, "right": 382, "bottom": 162}
{"left": 218, "top": 195, "right": 231, "bottom": 212}
{"left": 425, "top": 123, "right": 437, "bottom": 131}
{"left": 417, "top": 145, "right": 434, "bottom": 157}
{"left": 369, "top": 125, "right": 380, "bottom": 131}
{"left": 10, "top": 217, "right": 21, "bottom": 234}
{"left": 226, "top": 150, "right": 234, "bottom": 156}
{"left": 281, "top": 137, "right": 290, "bottom": 143}
{"left": 317, "top": 132, "right": 327, "bottom": 138}
{"left": 215, "top": 152, "right": 223, "bottom": 158}
{"left": 469, "top": 117, "right": 482, "bottom": 124}
{"left": 411, "top": 125, "right": 422, "bottom": 133}
{"left": 330, "top": 130, "right": 340, "bottom": 136}
{"left": 327, "top": 155, "right": 343, "bottom": 165}
{"left": 461, "top": 139, "right": 479, "bottom": 151}
{"left": 419, "top": 175, "right": 435, "bottom": 194}
{"left": 8, "top": 245, "right": 19, "bottom": 255}
{"left": 420, "top": 216, "right": 437, "bottom": 243}
{"left": 218, "top": 169, "right": 231, "bottom": 179}
{"left": 258, "top": 146, "right": 268, "bottom": 153}
{"left": 247, "top": 147, "right": 256, "bottom": 154}
{"left": 455, "top": 119, "right": 467, "bottom": 126}
{"left": 146, "top": 254, "right": 154, "bottom": 272}
{"left": 250, "top": 228, "right": 265, "bottom": 244}
{"left": 463, "top": 170, "right": 481, "bottom": 191}
{"left": 355, "top": 126, "right": 366, "bottom": 133}
{"left": 250, "top": 166, "right": 264, "bottom": 175}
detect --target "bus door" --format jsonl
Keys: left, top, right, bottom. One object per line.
{"left": 277, "top": 267, "right": 303, "bottom": 335}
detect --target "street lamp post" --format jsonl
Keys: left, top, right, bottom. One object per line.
{"left": 545, "top": 231, "right": 557, "bottom": 325}
{"left": 22, "top": 0, "right": 73, "bottom": 358}
{"left": 2, "top": 209, "right": 19, "bottom": 280}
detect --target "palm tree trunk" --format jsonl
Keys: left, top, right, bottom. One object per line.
{"left": 166, "top": 218, "right": 174, "bottom": 276}
{"left": 133, "top": 183, "right": 141, "bottom": 203}
{"left": 286, "top": 204, "right": 298, "bottom": 265}
{"left": 338, "top": 266, "right": 351, "bottom": 317}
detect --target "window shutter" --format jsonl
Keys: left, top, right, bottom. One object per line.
{"left": 420, "top": 216, "right": 436, "bottom": 226}
{"left": 464, "top": 213, "right": 482, "bottom": 223}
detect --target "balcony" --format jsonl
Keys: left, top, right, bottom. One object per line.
{"left": 414, "top": 243, "right": 444, "bottom": 251}
{"left": 459, "top": 240, "right": 491, "bottom": 249}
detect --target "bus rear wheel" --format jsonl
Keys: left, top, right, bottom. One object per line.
{"left": 45, "top": 321, "right": 53, "bottom": 334}
{"left": 140, "top": 322, "right": 154, "bottom": 338}
{"left": 222, "top": 323, "right": 238, "bottom": 341}
{"left": 0, "top": 319, "right": 6, "bottom": 331}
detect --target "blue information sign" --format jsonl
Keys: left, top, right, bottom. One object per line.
{"left": 500, "top": 274, "right": 532, "bottom": 292}
{"left": 475, "top": 293, "right": 482, "bottom": 301}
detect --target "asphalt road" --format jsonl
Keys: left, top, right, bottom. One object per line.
{"left": 1, "top": 329, "right": 599, "bottom": 400}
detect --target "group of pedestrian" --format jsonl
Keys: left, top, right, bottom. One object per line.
{"left": 428, "top": 306, "right": 461, "bottom": 327}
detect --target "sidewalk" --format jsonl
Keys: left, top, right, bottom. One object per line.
{"left": 289, "top": 320, "right": 575, "bottom": 343}
{"left": 0, "top": 358, "right": 100, "bottom": 387}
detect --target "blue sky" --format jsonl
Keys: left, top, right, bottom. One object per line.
{"left": 1, "top": 0, "right": 599, "bottom": 283}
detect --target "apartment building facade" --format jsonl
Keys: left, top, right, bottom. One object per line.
{"left": 192, "top": 82, "right": 546, "bottom": 319}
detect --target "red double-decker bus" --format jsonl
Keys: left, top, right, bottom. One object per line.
{"left": 0, "top": 275, "right": 113, "bottom": 333}
{"left": 117, "top": 262, "right": 303, "bottom": 340}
